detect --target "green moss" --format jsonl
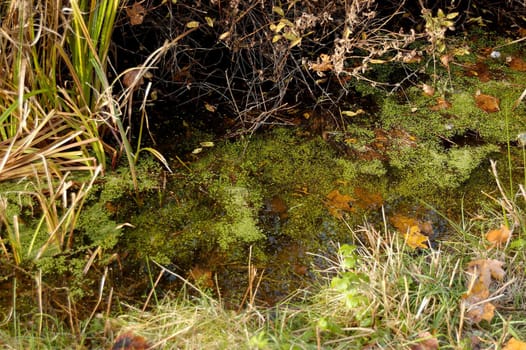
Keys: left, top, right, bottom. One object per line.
{"left": 76, "top": 202, "right": 120, "bottom": 250}
{"left": 208, "top": 184, "right": 263, "bottom": 250}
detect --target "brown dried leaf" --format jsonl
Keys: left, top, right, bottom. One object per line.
{"left": 309, "top": 54, "right": 334, "bottom": 73}
{"left": 410, "top": 331, "right": 439, "bottom": 350}
{"left": 464, "top": 296, "right": 496, "bottom": 323}
{"left": 123, "top": 69, "right": 144, "bottom": 90}
{"left": 325, "top": 189, "right": 354, "bottom": 219}
{"left": 353, "top": 187, "right": 383, "bottom": 209}
{"left": 486, "top": 224, "right": 511, "bottom": 248}
{"left": 126, "top": 2, "right": 146, "bottom": 26}
{"left": 429, "top": 97, "right": 451, "bottom": 111}
{"left": 508, "top": 56, "right": 526, "bottom": 72}
{"left": 268, "top": 195, "right": 289, "bottom": 220}
{"left": 475, "top": 91, "right": 500, "bottom": 113}
{"left": 467, "top": 259, "right": 505, "bottom": 289}
{"left": 422, "top": 84, "right": 435, "bottom": 96}
{"left": 463, "top": 258, "right": 505, "bottom": 323}
{"left": 189, "top": 266, "right": 214, "bottom": 288}
{"left": 111, "top": 332, "right": 150, "bottom": 350}
{"left": 390, "top": 215, "right": 433, "bottom": 235}
{"left": 440, "top": 53, "right": 454, "bottom": 68}
{"left": 464, "top": 61, "right": 491, "bottom": 82}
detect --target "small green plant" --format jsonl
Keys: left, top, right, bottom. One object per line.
{"left": 330, "top": 244, "right": 370, "bottom": 313}
{"left": 422, "top": 8, "right": 458, "bottom": 54}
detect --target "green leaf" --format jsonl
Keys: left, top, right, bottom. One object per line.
{"left": 330, "top": 276, "right": 349, "bottom": 291}
{"left": 510, "top": 238, "right": 526, "bottom": 249}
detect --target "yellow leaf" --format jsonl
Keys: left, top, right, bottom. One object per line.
{"left": 272, "top": 21, "right": 287, "bottom": 33}
{"left": 404, "top": 225, "right": 428, "bottom": 249}
{"left": 343, "top": 27, "right": 351, "bottom": 39}
{"left": 204, "top": 102, "right": 216, "bottom": 112}
{"left": 272, "top": 6, "right": 284, "bottom": 17}
{"left": 289, "top": 37, "right": 302, "bottom": 48}
{"left": 480, "top": 302, "right": 495, "bottom": 322}
{"left": 205, "top": 16, "right": 214, "bottom": 27}
{"left": 503, "top": 338, "right": 526, "bottom": 350}
{"left": 369, "top": 59, "right": 386, "bottom": 64}
{"left": 452, "top": 47, "right": 470, "bottom": 56}
{"left": 219, "top": 31, "right": 230, "bottom": 40}
{"left": 341, "top": 109, "right": 364, "bottom": 117}
{"left": 486, "top": 224, "right": 511, "bottom": 248}
{"left": 272, "top": 35, "right": 282, "bottom": 43}
{"left": 200, "top": 141, "right": 214, "bottom": 148}
{"left": 186, "top": 21, "right": 199, "bottom": 28}
{"left": 279, "top": 18, "right": 294, "bottom": 27}
{"left": 283, "top": 31, "right": 299, "bottom": 42}
{"left": 464, "top": 296, "right": 495, "bottom": 323}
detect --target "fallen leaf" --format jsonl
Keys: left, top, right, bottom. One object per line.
{"left": 507, "top": 56, "right": 526, "bottom": 72}
{"left": 464, "top": 61, "right": 491, "bottom": 82}
{"left": 389, "top": 214, "right": 430, "bottom": 249}
{"left": 463, "top": 259, "right": 505, "bottom": 323}
{"left": 123, "top": 69, "right": 144, "bottom": 90}
{"left": 390, "top": 214, "right": 433, "bottom": 236}
{"left": 111, "top": 332, "right": 150, "bottom": 350}
{"left": 126, "top": 2, "right": 146, "bottom": 26}
{"left": 325, "top": 189, "right": 354, "bottom": 219}
{"left": 205, "top": 16, "right": 214, "bottom": 27}
{"left": 341, "top": 109, "right": 365, "bottom": 117}
{"left": 422, "top": 84, "right": 435, "bottom": 96}
{"left": 218, "top": 31, "right": 231, "bottom": 40}
{"left": 503, "top": 338, "right": 526, "bottom": 350}
{"left": 467, "top": 259, "right": 505, "bottom": 289}
{"left": 189, "top": 266, "right": 214, "bottom": 288}
{"left": 486, "top": 224, "right": 511, "bottom": 248}
{"left": 464, "top": 295, "right": 495, "bottom": 323}
{"left": 410, "top": 331, "right": 439, "bottom": 350}
{"left": 267, "top": 195, "right": 289, "bottom": 220}
{"left": 440, "top": 53, "right": 454, "bottom": 68}
{"left": 186, "top": 21, "right": 200, "bottom": 28}
{"left": 475, "top": 91, "right": 500, "bottom": 113}
{"left": 353, "top": 187, "right": 383, "bottom": 209}
{"left": 309, "top": 54, "right": 334, "bottom": 73}
{"left": 404, "top": 225, "right": 428, "bottom": 249}
{"left": 429, "top": 97, "right": 451, "bottom": 111}
{"left": 204, "top": 102, "right": 216, "bottom": 112}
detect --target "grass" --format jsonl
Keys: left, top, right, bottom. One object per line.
{"left": 98, "top": 147, "right": 525, "bottom": 348}
{"left": 95, "top": 197, "right": 526, "bottom": 349}
{"left": 0, "top": 1, "right": 526, "bottom": 349}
